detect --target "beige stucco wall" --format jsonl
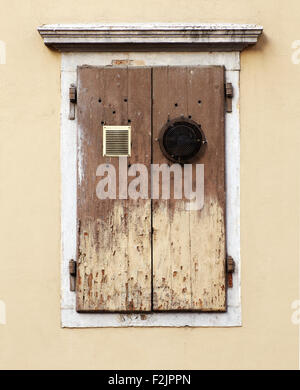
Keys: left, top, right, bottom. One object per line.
{"left": 0, "top": 0, "right": 299, "bottom": 369}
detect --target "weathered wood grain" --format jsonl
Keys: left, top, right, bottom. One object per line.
{"left": 76, "top": 66, "right": 152, "bottom": 312}
{"left": 76, "top": 65, "right": 226, "bottom": 313}
{"left": 152, "top": 66, "right": 226, "bottom": 311}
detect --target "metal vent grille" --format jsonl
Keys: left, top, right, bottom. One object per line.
{"left": 158, "top": 118, "right": 205, "bottom": 163}
{"left": 103, "top": 126, "right": 131, "bottom": 157}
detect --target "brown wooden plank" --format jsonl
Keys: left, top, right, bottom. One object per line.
{"left": 152, "top": 66, "right": 226, "bottom": 312}
{"left": 76, "top": 66, "right": 152, "bottom": 312}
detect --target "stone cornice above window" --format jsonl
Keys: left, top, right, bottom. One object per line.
{"left": 38, "top": 23, "right": 263, "bottom": 52}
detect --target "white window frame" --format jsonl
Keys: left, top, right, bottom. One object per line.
{"left": 60, "top": 51, "right": 241, "bottom": 327}
{"left": 37, "top": 23, "right": 262, "bottom": 327}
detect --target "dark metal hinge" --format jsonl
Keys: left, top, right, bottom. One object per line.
{"left": 226, "top": 255, "right": 235, "bottom": 288}
{"left": 69, "top": 259, "right": 77, "bottom": 291}
{"left": 69, "top": 84, "right": 77, "bottom": 120}
{"left": 225, "top": 82, "right": 233, "bottom": 113}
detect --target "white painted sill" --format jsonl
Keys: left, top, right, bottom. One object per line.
{"left": 60, "top": 51, "right": 241, "bottom": 327}
{"left": 38, "top": 23, "right": 262, "bottom": 52}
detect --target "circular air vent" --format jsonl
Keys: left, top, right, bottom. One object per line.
{"left": 158, "top": 118, "right": 206, "bottom": 163}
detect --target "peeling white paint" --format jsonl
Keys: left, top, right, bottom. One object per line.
{"left": 77, "top": 124, "right": 84, "bottom": 186}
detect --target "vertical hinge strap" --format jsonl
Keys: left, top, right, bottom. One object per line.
{"left": 225, "top": 82, "right": 233, "bottom": 113}
{"left": 69, "top": 259, "right": 77, "bottom": 292}
{"left": 226, "top": 256, "right": 235, "bottom": 288}
{"left": 69, "top": 84, "right": 77, "bottom": 120}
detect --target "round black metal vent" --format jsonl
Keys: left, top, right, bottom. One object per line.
{"left": 158, "top": 118, "right": 206, "bottom": 163}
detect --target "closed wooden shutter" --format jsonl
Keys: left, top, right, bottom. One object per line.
{"left": 152, "top": 66, "right": 226, "bottom": 312}
{"left": 75, "top": 65, "right": 226, "bottom": 313}
{"left": 76, "top": 66, "right": 152, "bottom": 312}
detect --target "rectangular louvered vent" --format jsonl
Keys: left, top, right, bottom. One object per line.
{"left": 103, "top": 126, "right": 131, "bottom": 157}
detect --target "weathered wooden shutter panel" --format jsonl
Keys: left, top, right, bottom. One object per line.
{"left": 152, "top": 66, "right": 226, "bottom": 312}
{"left": 76, "top": 65, "right": 226, "bottom": 313}
{"left": 76, "top": 66, "right": 152, "bottom": 312}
